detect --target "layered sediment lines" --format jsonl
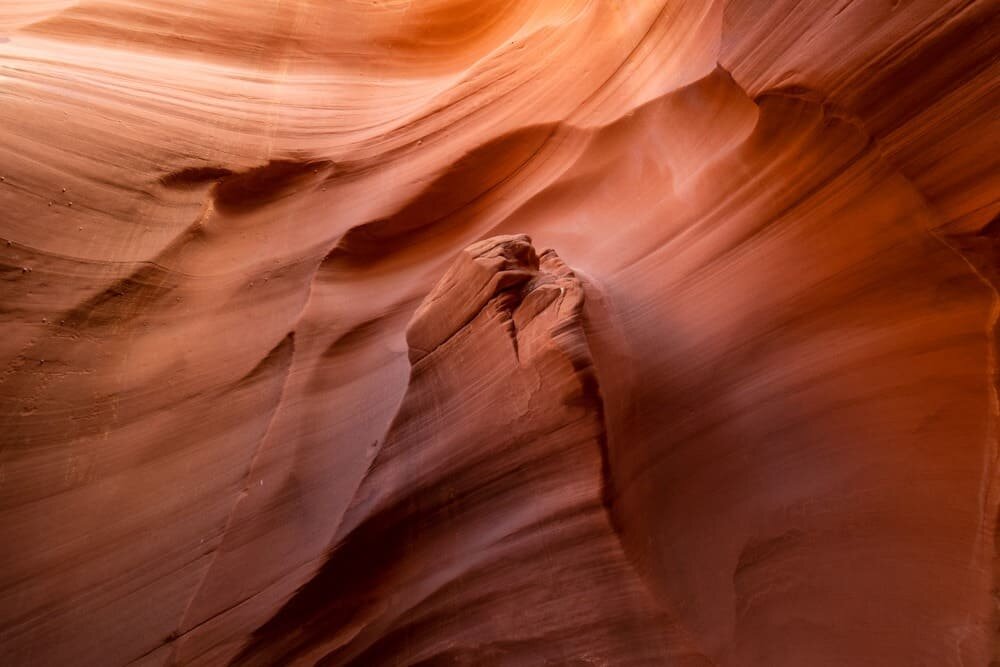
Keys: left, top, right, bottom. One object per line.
{"left": 231, "top": 236, "right": 696, "bottom": 666}
{"left": 0, "top": 1, "right": 998, "bottom": 665}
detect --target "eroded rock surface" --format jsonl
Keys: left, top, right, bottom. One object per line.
{"left": 0, "top": 1, "right": 997, "bottom": 665}
{"left": 232, "top": 235, "right": 697, "bottom": 665}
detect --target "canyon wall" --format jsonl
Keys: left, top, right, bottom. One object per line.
{"left": 1, "top": 1, "right": 998, "bottom": 665}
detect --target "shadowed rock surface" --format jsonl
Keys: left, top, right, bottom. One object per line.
{"left": 232, "top": 235, "right": 697, "bottom": 666}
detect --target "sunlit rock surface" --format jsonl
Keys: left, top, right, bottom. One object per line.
{"left": 0, "top": 1, "right": 997, "bottom": 665}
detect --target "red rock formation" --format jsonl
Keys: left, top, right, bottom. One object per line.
{"left": 231, "top": 235, "right": 691, "bottom": 665}
{"left": 0, "top": 1, "right": 997, "bottom": 665}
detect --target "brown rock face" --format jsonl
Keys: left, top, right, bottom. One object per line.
{"left": 0, "top": 2, "right": 997, "bottom": 666}
{"left": 233, "top": 235, "right": 684, "bottom": 665}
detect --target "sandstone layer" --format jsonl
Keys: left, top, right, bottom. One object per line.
{"left": 1, "top": 1, "right": 998, "bottom": 665}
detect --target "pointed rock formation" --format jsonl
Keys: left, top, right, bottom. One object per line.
{"left": 232, "top": 236, "right": 702, "bottom": 665}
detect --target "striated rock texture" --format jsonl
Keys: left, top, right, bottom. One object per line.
{"left": 0, "top": 1, "right": 998, "bottom": 666}
{"left": 232, "top": 235, "right": 686, "bottom": 665}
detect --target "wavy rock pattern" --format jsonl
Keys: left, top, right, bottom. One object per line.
{"left": 0, "top": 1, "right": 998, "bottom": 665}
{"left": 232, "top": 235, "right": 690, "bottom": 666}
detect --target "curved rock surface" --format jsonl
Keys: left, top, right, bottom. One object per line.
{"left": 233, "top": 235, "right": 687, "bottom": 666}
{"left": 0, "top": 1, "right": 998, "bottom": 666}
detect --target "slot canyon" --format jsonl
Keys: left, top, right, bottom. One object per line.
{"left": 1, "top": 1, "right": 998, "bottom": 665}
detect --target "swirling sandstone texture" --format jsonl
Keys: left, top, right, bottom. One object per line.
{"left": 1, "top": 1, "right": 998, "bottom": 666}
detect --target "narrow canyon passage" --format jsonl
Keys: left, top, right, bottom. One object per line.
{"left": 0, "top": 1, "right": 997, "bottom": 665}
